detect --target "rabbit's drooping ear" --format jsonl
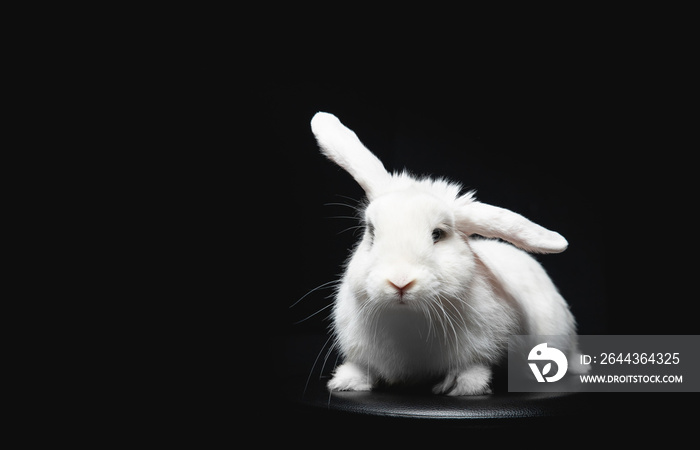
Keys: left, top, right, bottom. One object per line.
{"left": 311, "top": 112, "right": 390, "bottom": 198}
{"left": 456, "top": 196, "right": 568, "bottom": 254}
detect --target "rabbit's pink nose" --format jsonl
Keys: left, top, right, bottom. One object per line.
{"left": 388, "top": 279, "right": 415, "bottom": 295}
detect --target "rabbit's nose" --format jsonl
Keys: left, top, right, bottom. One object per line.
{"left": 388, "top": 279, "right": 415, "bottom": 295}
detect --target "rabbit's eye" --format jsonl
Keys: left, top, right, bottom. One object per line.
{"left": 431, "top": 228, "right": 444, "bottom": 243}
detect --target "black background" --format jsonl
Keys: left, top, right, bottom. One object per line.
{"left": 245, "top": 62, "right": 697, "bottom": 433}
{"left": 154, "top": 20, "right": 700, "bottom": 441}
{"left": 83, "top": 11, "right": 699, "bottom": 441}
{"left": 173, "top": 15, "right": 699, "bottom": 440}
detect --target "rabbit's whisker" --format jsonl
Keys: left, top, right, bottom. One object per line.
{"left": 290, "top": 280, "right": 339, "bottom": 309}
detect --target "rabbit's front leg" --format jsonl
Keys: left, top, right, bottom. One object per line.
{"left": 327, "top": 361, "right": 374, "bottom": 392}
{"left": 432, "top": 365, "right": 493, "bottom": 396}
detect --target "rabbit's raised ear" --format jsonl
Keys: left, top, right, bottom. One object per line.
{"left": 456, "top": 196, "right": 568, "bottom": 254}
{"left": 311, "top": 112, "right": 390, "bottom": 198}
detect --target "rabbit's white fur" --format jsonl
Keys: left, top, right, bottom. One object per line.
{"left": 311, "top": 112, "right": 581, "bottom": 395}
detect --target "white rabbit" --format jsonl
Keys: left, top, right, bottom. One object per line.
{"left": 310, "top": 112, "right": 584, "bottom": 395}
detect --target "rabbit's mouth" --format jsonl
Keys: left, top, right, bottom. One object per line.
{"left": 373, "top": 292, "right": 414, "bottom": 309}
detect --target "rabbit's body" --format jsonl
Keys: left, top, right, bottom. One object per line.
{"left": 310, "top": 112, "right": 582, "bottom": 395}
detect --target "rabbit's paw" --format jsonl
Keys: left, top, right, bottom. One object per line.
{"left": 327, "top": 362, "right": 373, "bottom": 392}
{"left": 432, "top": 365, "right": 493, "bottom": 396}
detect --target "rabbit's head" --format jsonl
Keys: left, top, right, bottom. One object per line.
{"left": 311, "top": 112, "right": 567, "bottom": 310}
